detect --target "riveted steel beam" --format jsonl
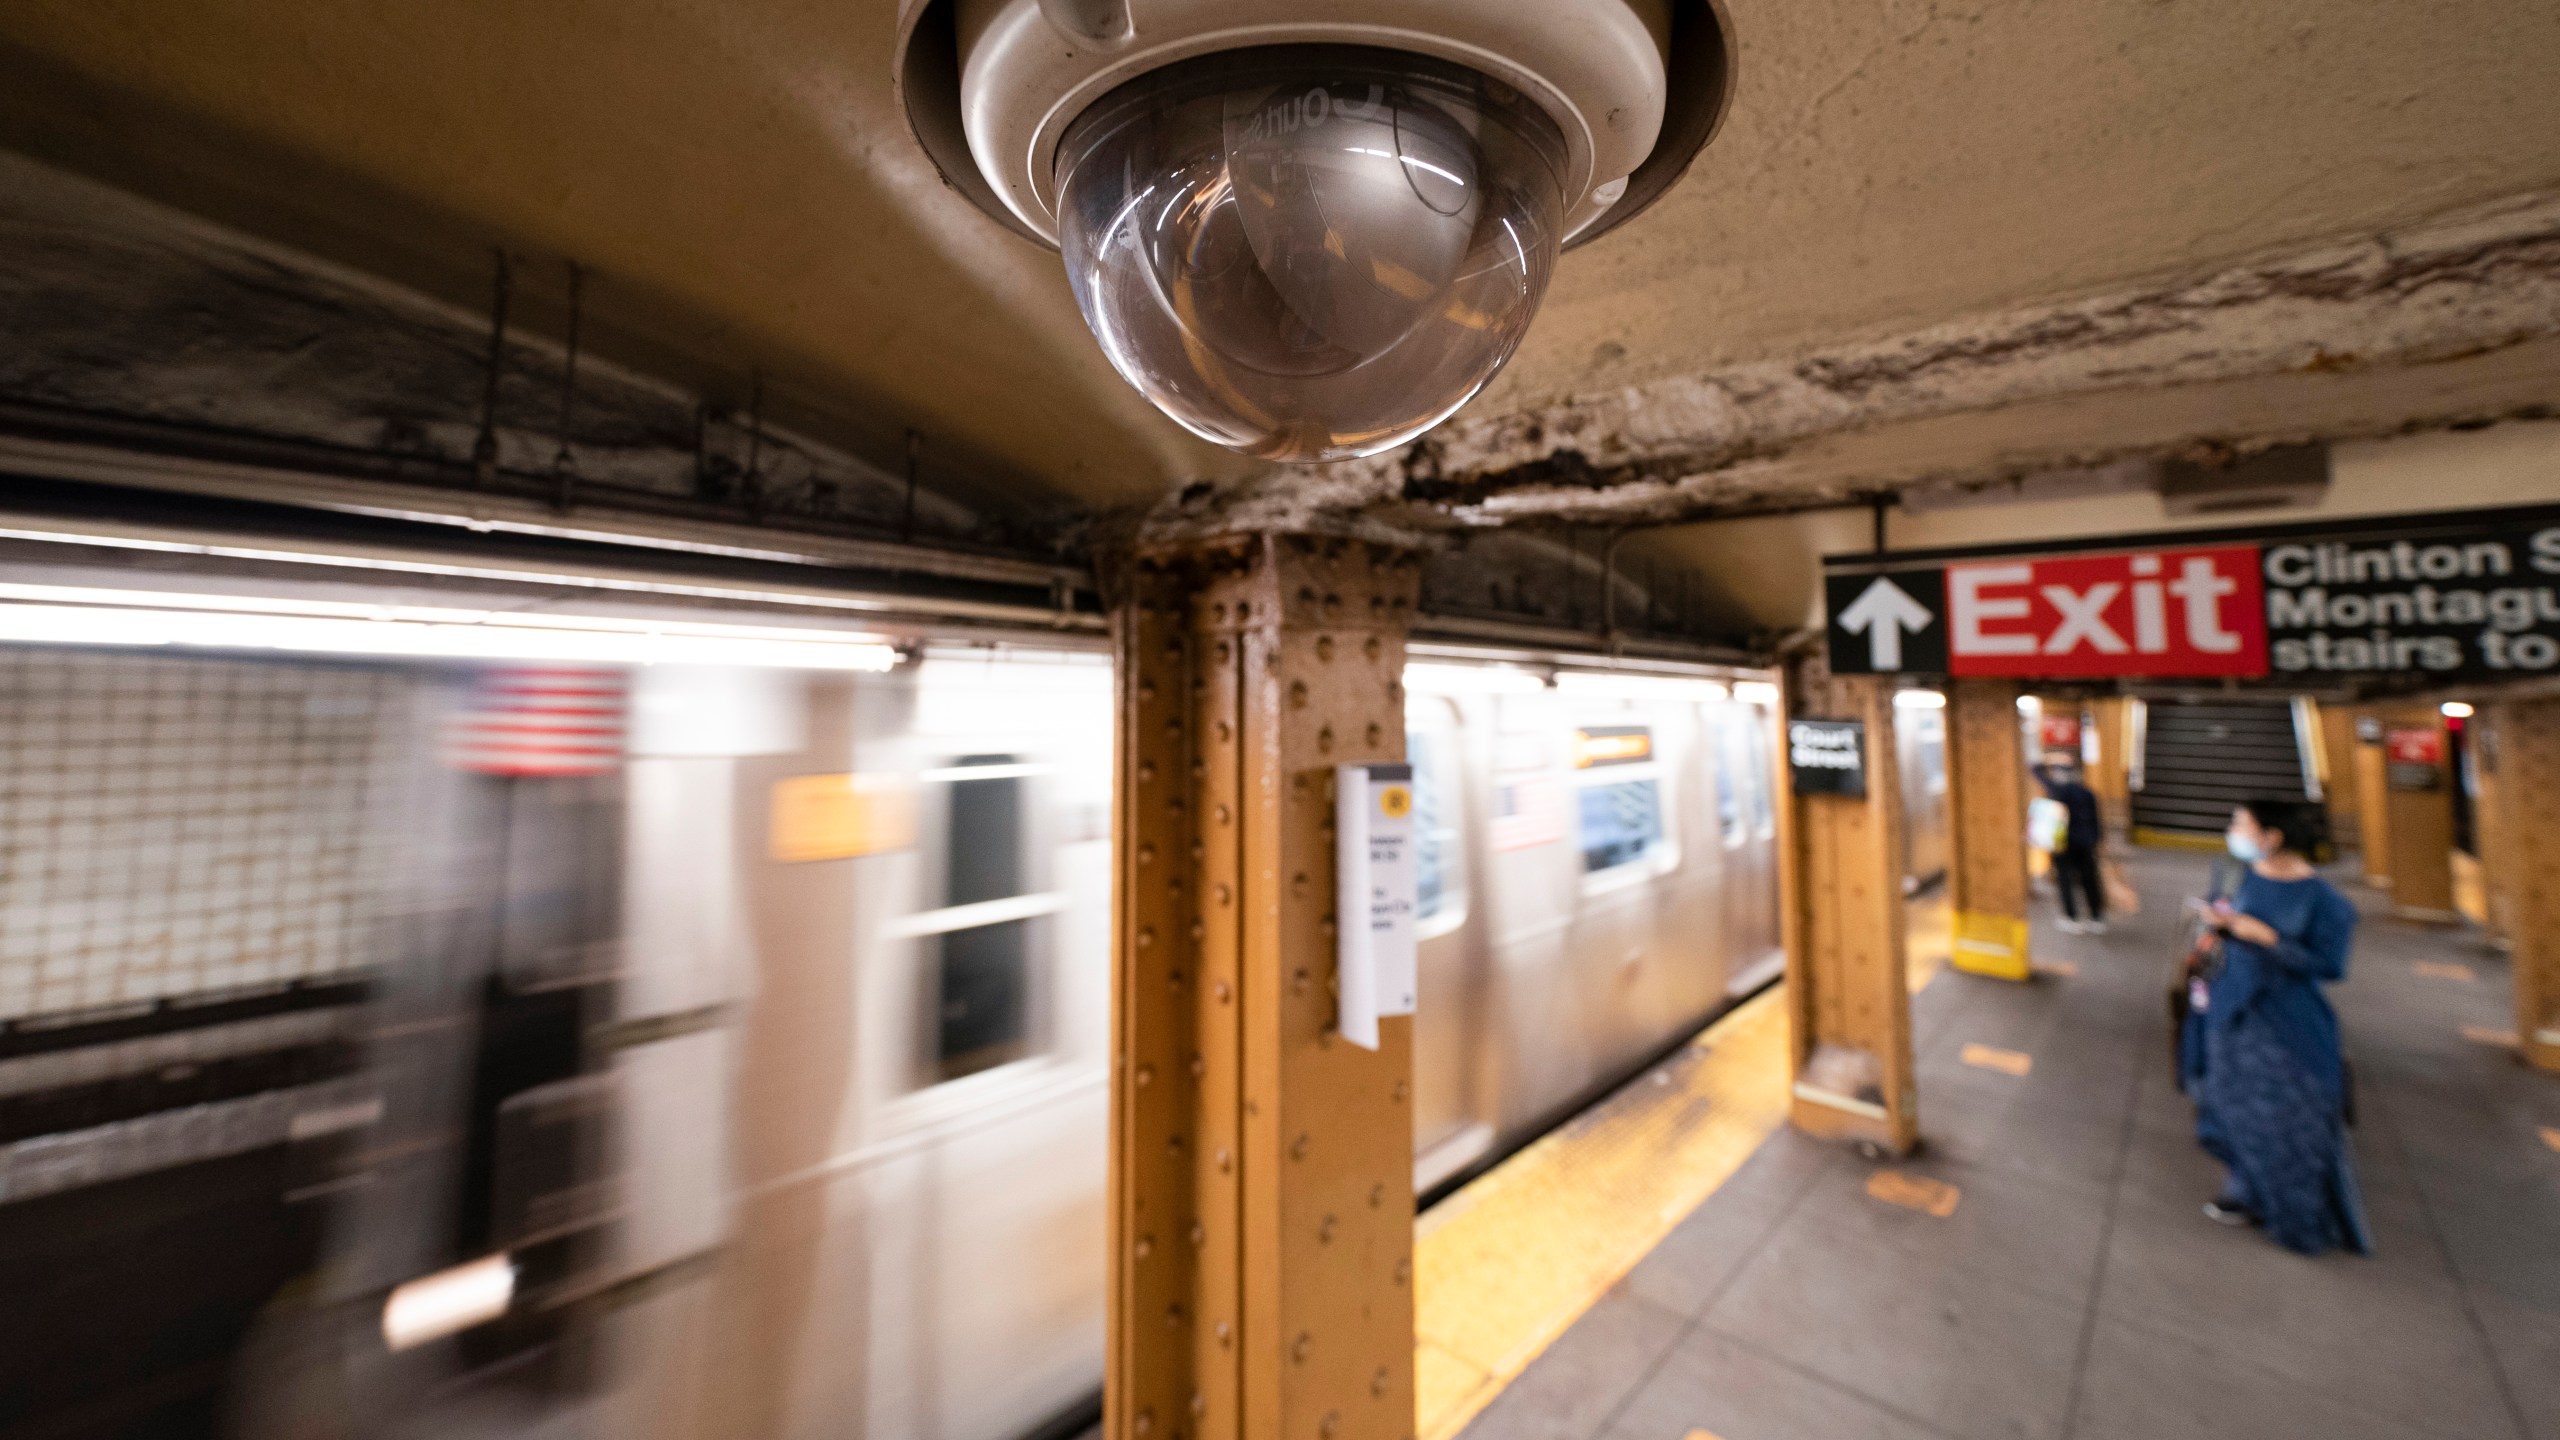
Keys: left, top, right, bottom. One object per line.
{"left": 1946, "top": 679, "right": 2033, "bottom": 983}
{"left": 1109, "top": 535, "right": 1419, "bottom": 1440}
{"left": 1775, "top": 655, "right": 1918, "bottom": 1155}
{"left": 2477, "top": 701, "right": 2560, "bottom": 1070}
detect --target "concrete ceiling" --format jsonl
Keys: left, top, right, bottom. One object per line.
{"left": 2, "top": 0, "right": 2559, "bottom": 529}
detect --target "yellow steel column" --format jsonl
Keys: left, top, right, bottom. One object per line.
{"left": 2374, "top": 705, "right": 2459, "bottom": 921}
{"left": 2486, "top": 698, "right": 2560, "bottom": 1072}
{"left": 2349, "top": 707, "right": 2395, "bottom": 888}
{"left": 1109, "top": 535, "right": 1418, "bottom": 1440}
{"left": 1945, "top": 678, "right": 2033, "bottom": 982}
{"left": 2313, "top": 703, "right": 2364, "bottom": 851}
{"left": 2083, "top": 695, "right": 2133, "bottom": 836}
{"left": 1777, "top": 653, "right": 1918, "bottom": 1155}
{"left": 2469, "top": 705, "right": 2511, "bottom": 945}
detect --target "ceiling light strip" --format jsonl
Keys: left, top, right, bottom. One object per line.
{"left": 0, "top": 601, "right": 898, "bottom": 670}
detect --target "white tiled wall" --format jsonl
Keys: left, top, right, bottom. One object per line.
{"left": 0, "top": 648, "right": 418, "bottom": 1022}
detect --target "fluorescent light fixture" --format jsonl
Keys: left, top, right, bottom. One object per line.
{"left": 1553, "top": 671, "right": 1729, "bottom": 702}
{"left": 1893, "top": 690, "right": 1948, "bottom": 710}
{"left": 2016, "top": 695, "right": 2040, "bottom": 715}
{"left": 1731, "top": 681, "right": 1780, "bottom": 707}
{"left": 382, "top": 1254, "right": 515, "bottom": 1351}
{"left": 0, "top": 584, "right": 897, "bottom": 670}
{"left": 0, "top": 526, "right": 905, "bottom": 615}
{"left": 2441, "top": 701, "right": 2475, "bottom": 718}
{"left": 1403, "top": 662, "right": 1549, "bottom": 695}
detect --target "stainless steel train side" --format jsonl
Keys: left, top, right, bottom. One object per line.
{"left": 0, "top": 628, "right": 1897, "bottom": 1440}
{"left": 1401, "top": 670, "right": 1786, "bottom": 1193}
{"left": 1896, "top": 692, "right": 1952, "bottom": 894}
{"left": 594, "top": 655, "right": 1792, "bottom": 1440}
{"left": 483, "top": 653, "right": 1795, "bottom": 1440}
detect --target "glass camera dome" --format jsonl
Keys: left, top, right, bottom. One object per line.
{"left": 1054, "top": 47, "right": 1570, "bottom": 463}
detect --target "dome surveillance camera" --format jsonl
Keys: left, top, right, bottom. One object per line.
{"left": 895, "top": 0, "right": 1734, "bottom": 464}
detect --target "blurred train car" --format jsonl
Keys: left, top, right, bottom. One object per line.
{"left": 0, "top": 576, "right": 1948, "bottom": 1440}
{"left": 1896, "top": 690, "right": 1952, "bottom": 894}
{"left": 1399, "top": 665, "right": 1785, "bottom": 1194}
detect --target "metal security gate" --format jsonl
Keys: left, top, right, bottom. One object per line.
{"left": 2131, "top": 697, "right": 2312, "bottom": 837}
{"left": 0, "top": 646, "right": 425, "bottom": 1436}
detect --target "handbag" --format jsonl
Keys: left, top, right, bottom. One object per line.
{"left": 2101, "top": 857, "right": 2141, "bottom": 917}
{"left": 2027, "top": 796, "right": 2068, "bottom": 853}
{"left": 2167, "top": 859, "right": 2243, "bottom": 1087}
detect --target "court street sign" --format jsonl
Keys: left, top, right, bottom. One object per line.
{"left": 1787, "top": 718, "right": 1868, "bottom": 798}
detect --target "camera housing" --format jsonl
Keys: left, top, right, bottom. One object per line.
{"left": 895, "top": 0, "right": 1734, "bottom": 462}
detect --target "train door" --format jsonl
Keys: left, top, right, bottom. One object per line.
{"left": 835, "top": 651, "right": 1112, "bottom": 1440}
{"left": 1465, "top": 686, "right": 1585, "bottom": 1143}
{"left": 1716, "top": 696, "right": 1784, "bottom": 991}
{"left": 1896, "top": 695, "right": 1951, "bottom": 891}
{"left": 1407, "top": 697, "right": 1489, "bottom": 1192}
{"left": 1565, "top": 708, "right": 1685, "bottom": 1072}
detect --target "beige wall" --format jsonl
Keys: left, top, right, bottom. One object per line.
{"left": 1642, "top": 421, "right": 2560, "bottom": 641}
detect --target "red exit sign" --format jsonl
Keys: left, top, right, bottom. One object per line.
{"left": 1944, "top": 546, "right": 2264, "bottom": 678}
{"left": 1827, "top": 504, "right": 2560, "bottom": 680}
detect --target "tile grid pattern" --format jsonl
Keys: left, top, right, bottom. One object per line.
{"left": 0, "top": 647, "right": 417, "bottom": 1023}
{"left": 1460, "top": 848, "right": 2560, "bottom": 1440}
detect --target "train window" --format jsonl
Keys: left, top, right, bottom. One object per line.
{"left": 1742, "top": 711, "right": 1776, "bottom": 836}
{"left": 1579, "top": 779, "right": 1665, "bottom": 872}
{"left": 1913, "top": 711, "right": 1950, "bottom": 796}
{"left": 1573, "top": 725, "right": 1669, "bottom": 875}
{"left": 1716, "top": 721, "right": 1746, "bottom": 846}
{"left": 928, "top": 753, "right": 1036, "bottom": 1082}
{"left": 1718, "top": 712, "right": 1754, "bottom": 846}
{"left": 1410, "top": 731, "right": 1448, "bottom": 920}
{"left": 1407, "top": 716, "right": 1467, "bottom": 932}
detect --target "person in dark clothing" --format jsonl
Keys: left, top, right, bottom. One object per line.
{"left": 2034, "top": 751, "right": 2108, "bottom": 934}
{"left": 2193, "top": 797, "right": 2369, "bottom": 1255}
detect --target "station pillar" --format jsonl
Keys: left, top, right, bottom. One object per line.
{"left": 2483, "top": 699, "right": 2560, "bottom": 1072}
{"left": 2082, "top": 696, "right": 2133, "bottom": 836}
{"left": 2366, "top": 705, "right": 2459, "bottom": 921}
{"left": 1945, "top": 679, "right": 2034, "bottom": 981}
{"left": 2348, "top": 708, "right": 2394, "bottom": 888}
{"left": 1106, "top": 535, "right": 1419, "bottom": 1440}
{"left": 1776, "top": 651, "right": 1918, "bottom": 1155}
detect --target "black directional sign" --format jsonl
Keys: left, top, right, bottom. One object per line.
{"left": 1821, "top": 503, "right": 2560, "bottom": 683}
{"left": 1824, "top": 568, "right": 1946, "bottom": 675}
{"left": 1786, "top": 718, "right": 1868, "bottom": 798}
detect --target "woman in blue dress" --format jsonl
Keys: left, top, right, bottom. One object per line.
{"left": 2194, "top": 798, "right": 2371, "bottom": 1255}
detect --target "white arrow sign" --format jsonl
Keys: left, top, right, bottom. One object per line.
{"left": 1838, "top": 576, "right": 1935, "bottom": 670}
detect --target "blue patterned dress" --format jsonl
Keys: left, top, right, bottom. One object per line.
{"left": 2195, "top": 872, "right": 2372, "bottom": 1255}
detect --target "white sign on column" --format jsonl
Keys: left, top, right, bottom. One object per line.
{"left": 1335, "top": 762, "right": 1418, "bottom": 1051}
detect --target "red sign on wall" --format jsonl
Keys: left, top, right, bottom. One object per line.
{"left": 1942, "top": 546, "right": 2263, "bottom": 678}
{"left": 2384, "top": 727, "right": 2444, "bottom": 767}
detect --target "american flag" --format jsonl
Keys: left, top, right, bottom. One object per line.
{"left": 445, "top": 666, "right": 626, "bottom": 776}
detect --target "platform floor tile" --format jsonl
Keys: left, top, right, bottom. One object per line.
{"left": 1456, "top": 849, "right": 2560, "bottom": 1440}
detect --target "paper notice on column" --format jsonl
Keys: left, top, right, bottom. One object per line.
{"left": 1336, "top": 763, "right": 1418, "bottom": 1051}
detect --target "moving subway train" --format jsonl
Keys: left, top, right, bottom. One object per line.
{"left": 0, "top": 603, "right": 1948, "bottom": 1440}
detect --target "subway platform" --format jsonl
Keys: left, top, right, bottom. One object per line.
{"left": 1437, "top": 848, "right": 2560, "bottom": 1440}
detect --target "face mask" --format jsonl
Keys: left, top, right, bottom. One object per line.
{"left": 2226, "top": 830, "right": 2264, "bottom": 863}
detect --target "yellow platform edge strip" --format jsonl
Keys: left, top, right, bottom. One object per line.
{"left": 2132, "top": 826, "right": 2227, "bottom": 853}
{"left": 1413, "top": 901, "right": 1952, "bottom": 1440}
